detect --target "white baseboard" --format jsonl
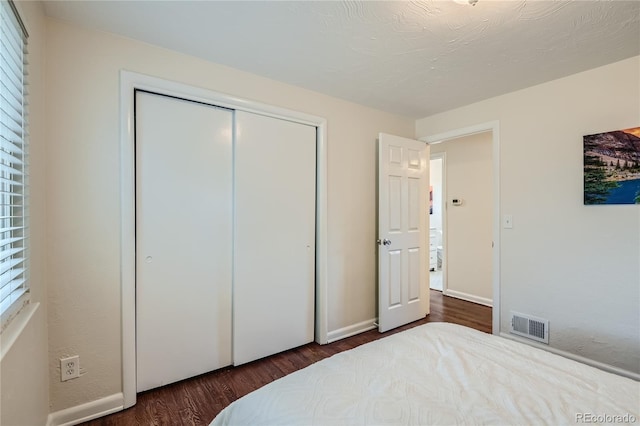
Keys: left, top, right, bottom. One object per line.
{"left": 327, "top": 318, "right": 377, "bottom": 343}
{"left": 499, "top": 332, "right": 640, "bottom": 381}
{"left": 47, "top": 393, "right": 123, "bottom": 426}
{"left": 443, "top": 289, "right": 492, "bottom": 307}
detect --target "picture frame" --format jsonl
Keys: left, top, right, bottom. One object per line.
{"left": 583, "top": 127, "right": 640, "bottom": 205}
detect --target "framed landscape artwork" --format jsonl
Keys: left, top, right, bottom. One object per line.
{"left": 583, "top": 127, "right": 640, "bottom": 205}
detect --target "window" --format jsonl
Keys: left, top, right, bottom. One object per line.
{"left": 0, "top": 0, "right": 28, "bottom": 320}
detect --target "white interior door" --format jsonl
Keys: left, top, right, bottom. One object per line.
{"left": 378, "top": 133, "right": 429, "bottom": 333}
{"left": 136, "top": 91, "right": 233, "bottom": 392}
{"left": 233, "top": 111, "right": 316, "bottom": 365}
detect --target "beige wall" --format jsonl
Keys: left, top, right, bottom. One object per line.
{"left": 44, "top": 18, "right": 413, "bottom": 411}
{"left": 431, "top": 133, "right": 493, "bottom": 302}
{"left": 0, "top": 1, "right": 50, "bottom": 425}
{"left": 417, "top": 56, "right": 640, "bottom": 374}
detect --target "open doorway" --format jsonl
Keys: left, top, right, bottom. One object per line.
{"left": 429, "top": 154, "right": 444, "bottom": 291}
{"left": 422, "top": 121, "right": 500, "bottom": 333}
{"left": 426, "top": 131, "right": 494, "bottom": 307}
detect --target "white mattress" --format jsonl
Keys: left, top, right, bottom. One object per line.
{"left": 211, "top": 323, "right": 639, "bottom": 425}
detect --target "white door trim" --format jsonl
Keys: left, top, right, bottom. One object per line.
{"left": 119, "top": 70, "right": 328, "bottom": 408}
{"left": 420, "top": 120, "right": 500, "bottom": 336}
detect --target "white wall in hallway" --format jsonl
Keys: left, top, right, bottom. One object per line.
{"left": 430, "top": 133, "right": 493, "bottom": 302}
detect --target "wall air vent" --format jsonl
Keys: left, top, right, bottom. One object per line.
{"left": 510, "top": 312, "right": 549, "bottom": 344}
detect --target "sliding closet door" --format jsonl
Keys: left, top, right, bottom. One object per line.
{"left": 233, "top": 111, "right": 316, "bottom": 365}
{"left": 136, "top": 91, "right": 233, "bottom": 392}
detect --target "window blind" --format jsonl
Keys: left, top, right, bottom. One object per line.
{"left": 0, "top": 0, "right": 28, "bottom": 318}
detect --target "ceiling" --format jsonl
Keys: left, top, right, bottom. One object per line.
{"left": 42, "top": 0, "right": 640, "bottom": 118}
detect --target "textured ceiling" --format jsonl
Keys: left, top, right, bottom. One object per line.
{"left": 43, "top": 0, "right": 640, "bottom": 118}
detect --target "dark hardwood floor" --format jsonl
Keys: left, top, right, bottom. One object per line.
{"left": 82, "top": 290, "right": 491, "bottom": 426}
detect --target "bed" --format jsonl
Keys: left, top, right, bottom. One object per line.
{"left": 211, "top": 322, "right": 639, "bottom": 425}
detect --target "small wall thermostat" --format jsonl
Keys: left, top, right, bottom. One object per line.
{"left": 451, "top": 198, "right": 463, "bottom": 206}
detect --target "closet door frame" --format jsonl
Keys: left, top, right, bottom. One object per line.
{"left": 119, "top": 71, "right": 328, "bottom": 409}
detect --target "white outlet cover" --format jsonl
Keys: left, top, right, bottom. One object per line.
{"left": 60, "top": 355, "right": 80, "bottom": 381}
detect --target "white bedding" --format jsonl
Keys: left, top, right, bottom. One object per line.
{"left": 211, "top": 323, "right": 639, "bottom": 425}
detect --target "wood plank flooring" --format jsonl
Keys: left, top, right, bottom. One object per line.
{"left": 82, "top": 291, "right": 491, "bottom": 426}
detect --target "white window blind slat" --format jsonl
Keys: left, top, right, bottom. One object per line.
{"left": 0, "top": 215, "right": 25, "bottom": 221}
{"left": 0, "top": 148, "right": 24, "bottom": 165}
{"left": 0, "top": 0, "right": 28, "bottom": 318}
{"left": 0, "top": 176, "right": 24, "bottom": 187}
{"left": 0, "top": 71, "right": 23, "bottom": 107}
{"left": 0, "top": 236, "right": 22, "bottom": 247}
{"left": 1, "top": 119, "right": 23, "bottom": 142}
{"left": 0, "top": 50, "right": 22, "bottom": 94}
{"left": 0, "top": 286, "right": 25, "bottom": 314}
{"left": 0, "top": 44, "right": 21, "bottom": 82}
{"left": 0, "top": 104, "right": 24, "bottom": 136}
{"left": 0, "top": 20, "right": 23, "bottom": 60}
{"left": 0, "top": 35, "right": 21, "bottom": 61}
{"left": 0, "top": 87, "right": 23, "bottom": 120}
{"left": 2, "top": 136, "right": 24, "bottom": 157}
{"left": 0, "top": 119, "right": 23, "bottom": 138}
{"left": 0, "top": 255, "right": 25, "bottom": 277}
{"left": 0, "top": 208, "right": 24, "bottom": 216}
{"left": 0, "top": 274, "right": 24, "bottom": 294}
{"left": 0, "top": 225, "right": 25, "bottom": 232}
{"left": 0, "top": 275, "right": 24, "bottom": 300}
{"left": 0, "top": 106, "right": 23, "bottom": 133}
{"left": 0, "top": 163, "right": 23, "bottom": 175}
{"left": 0, "top": 194, "right": 24, "bottom": 201}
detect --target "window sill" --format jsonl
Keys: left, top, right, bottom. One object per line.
{"left": 1, "top": 289, "right": 29, "bottom": 328}
{"left": 0, "top": 297, "right": 38, "bottom": 362}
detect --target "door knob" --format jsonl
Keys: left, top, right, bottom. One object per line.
{"left": 377, "top": 239, "right": 392, "bottom": 246}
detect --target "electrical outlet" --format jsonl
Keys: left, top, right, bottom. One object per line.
{"left": 60, "top": 355, "right": 80, "bottom": 381}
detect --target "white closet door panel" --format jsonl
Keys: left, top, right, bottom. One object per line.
{"left": 136, "top": 92, "right": 233, "bottom": 392}
{"left": 234, "top": 111, "right": 316, "bottom": 365}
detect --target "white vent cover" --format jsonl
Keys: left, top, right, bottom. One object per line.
{"left": 510, "top": 312, "right": 549, "bottom": 344}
